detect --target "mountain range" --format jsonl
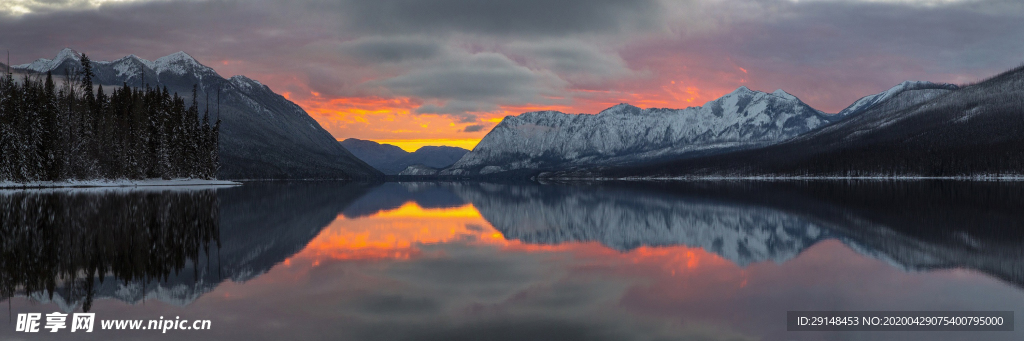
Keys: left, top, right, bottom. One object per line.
{"left": 340, "top": 138, "right": 468, "bottom": 175}
{"left": 588, "top": 66, "right": 1024, "bottom": 178}
{"left": 13, "top": 49, "right": 382, "bottom": 180}
{"left": 438, "top": 87, "right": 845, "bottom": 176}
{"left": 404, "top": 65, "right": 1022, "bottom": 179}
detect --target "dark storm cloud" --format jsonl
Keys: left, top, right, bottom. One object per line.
{"left": 316, "top": 0, "right": 666, "bottom": 37}
{"left": 3, "top": 0, "right": 1023, "bottom": 122}
{"left": 415, "top": 101, "right": 490, "bottom": 122}
{"left": 339, "top": 36, "right": 444, "bottom": 64}
{"left": 505, "top": 40, "right": 634, "bottom": 87}
{"left": 730, "top": 0, "right": 1024, "bottom": 71}
{"left": 462, "top": 125, "right": 485, "bottom": 133}
{"left": 375, "top": 52, "right": 565, "bottom": 105}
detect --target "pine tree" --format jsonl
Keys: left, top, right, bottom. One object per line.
{"left": 0, "top": 63, "right": 218, "bottom": 182}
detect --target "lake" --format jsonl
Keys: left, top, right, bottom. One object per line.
{"left": 1, "top": 181, "right": 1022, "bottom": 340}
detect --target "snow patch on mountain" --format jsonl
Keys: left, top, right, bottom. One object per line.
{"left": 230, "top": 75, "right": 265, "bottom": 91}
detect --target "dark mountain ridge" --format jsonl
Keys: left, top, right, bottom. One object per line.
{"left": 13, "top": 48, "right": 382, "bottom": 180}
{"left": 340, "top": 138, "right": 468, "bottom": 175}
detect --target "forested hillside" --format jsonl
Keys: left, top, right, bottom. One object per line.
{"left": 0, "top": 55, "right": 219, "bottom": 182}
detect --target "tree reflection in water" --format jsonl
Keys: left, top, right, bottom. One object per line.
{"left": 0, "top": 189, "right": 220, "bottom": 312}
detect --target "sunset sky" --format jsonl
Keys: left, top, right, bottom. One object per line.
{"left": 2, "top": 0, "right": 1022, "bottom": 151}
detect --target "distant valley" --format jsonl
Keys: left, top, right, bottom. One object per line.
{"left": 340, "top": 138, "right": 468, "bottom": 175}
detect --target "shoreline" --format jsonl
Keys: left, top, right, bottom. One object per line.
{"left": 0, "top": 178, "right": 242, "bottom": 189}
{"left": 393, "top": 174, "right": 1024, "bottom": 182}
{"left": 543, "top": 175, "right": 1024, "bottom": 182}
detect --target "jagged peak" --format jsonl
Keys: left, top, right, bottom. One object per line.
{"left": 150, "top": 50, "right": 217, "bottom": 76}
{"left": 14, "top": 48, "right": 82, "bottom": 72}
{"left": 54, "top": 48, "right": 81, "bottom": 61}
{"left": 771, "top": 89, "right": 797, "bottom": 100}
{"left": 114, "top": 54, "right": 156, "bottom": 69}
{"left": 155, "top": 51, "right": 197, "bottom": 64}
{"left": 597, "top": 103, "right": 641, "bottom": 115}
{"left": 727, "top": 85, "right": 754, "bottom": 96}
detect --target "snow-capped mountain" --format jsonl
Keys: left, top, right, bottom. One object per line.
{"left": 589, "top": 66, "right": 1022, "bottom": 178}
{"left": 15, "top": 48, "right": 83, "bottom": 73}
{"left": 13, "top": 48, "right": 381, "bottom": 180}
{"left": 441, "top": 87, "right": 844, "bottom": 176}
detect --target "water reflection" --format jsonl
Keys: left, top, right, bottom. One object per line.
{"left": 0, "top": 189, "right": 220, "bottom": 312}
{"left": 1, "top": 181, "right": 1022, "bottom": 341}
{"left": 453, "top": 181, "right": 1024, "bottom": 286}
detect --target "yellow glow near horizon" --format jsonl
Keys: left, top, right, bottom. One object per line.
{"left": 373, "top": 202, "right": 482, "bottom": 219}
{"left": 293, "top": 202, "right": 505, "bottom": 261}
{"left": 371, "top": 138, "right": 480, "bottom": 152}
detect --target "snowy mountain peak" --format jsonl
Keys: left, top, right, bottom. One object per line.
{"left": 153, "top": 51, "right": 209, "bottom": 75}
{"left": 113, "top": 54, "right": 156, "bottom": 71}
{"left": 772, "top": 89, "right": 797, "bottom": 100}
{"left": 156, "top": 51, "right": 196, "bottom": 63}
{"left": 597, "top": 103, "right": 641, "bottom": 115}
{"left": 15, "top": 49, "right": 218, "bottom": 80}
{"left": 54, "top": 47, "right": 80, "bottom": 62}
{"left": 728, "top": 86, "right": 753, "bottom": 95}
{"left": 14, "top": 47, "right": 81, "bottom": 72}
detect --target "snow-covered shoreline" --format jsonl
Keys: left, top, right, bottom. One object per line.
{"left": 0, "top": 178, "right": 242, "bottom": 189}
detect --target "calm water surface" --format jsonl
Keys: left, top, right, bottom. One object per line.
{"left": 1, "top": 181, "right": 1023, "bottom": 341}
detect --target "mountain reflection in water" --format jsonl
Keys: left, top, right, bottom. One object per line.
{"left": 1, "top": 181, "right": 1022, "bottom": 341}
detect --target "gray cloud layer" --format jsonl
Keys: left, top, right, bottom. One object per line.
{"left": 2, "top": 0, "right": 1022, "bottom": 119}
{"left": 318, "top": 0, "right": 666, "bottom": 37}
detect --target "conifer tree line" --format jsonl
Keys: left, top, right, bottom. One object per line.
{"left": 0, "top": 54, "right": 220, "bottom": 182}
